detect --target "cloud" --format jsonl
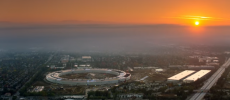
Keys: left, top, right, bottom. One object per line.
{"left": 182, "top": 15, "right": 212, "bottom": 20}
{"left": 167, "top": 15, "right": 229, "bottom": 21}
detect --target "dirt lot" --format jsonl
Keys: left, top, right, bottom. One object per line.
{"left": 129, "top": 69, "right": 184, "bottom": 82}
{"left": 61, "top": 73, "right": 88, "bottom": 79}
{"left": 61, "top": 73, "right": 117, "bottom": 79}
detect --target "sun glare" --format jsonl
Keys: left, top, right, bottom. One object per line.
{"left": 195, "top": 21, "right": 199, "bottom": 25}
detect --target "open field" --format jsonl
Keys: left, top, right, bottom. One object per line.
{"left": 61, "top": 73, "right": 117, "bottom": 79}
{"left": 129, "top": 69, "right": 184, "bottom": 82}
{"left": 33, "top": 81, "right": 50, "bottom": 86}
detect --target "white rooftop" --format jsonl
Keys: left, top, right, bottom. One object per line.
{"left": 168, "top": 70, "right": 195, "bottom": 81}
{"left": 82, "top": 56, "right": 91, "bottom": 59}
{"left": 183, "top": 70, "right": 211, "bottom": 82}
{"left": 140, "top": 76, "right": 148, "bottom": 81}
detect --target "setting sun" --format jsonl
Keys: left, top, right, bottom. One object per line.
{"left": 195, "top": 21, "right": 200, "bottom": 25}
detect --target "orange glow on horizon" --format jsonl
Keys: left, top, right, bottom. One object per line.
{"left": 0, "top": 0, "right": 230, "bottom": 26}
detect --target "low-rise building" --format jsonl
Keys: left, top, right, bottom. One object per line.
{"left": 31, "top": 86, "right": 44, "bottom": 92}
{"left": 183, "top": 70, "right": 211, "bottom": 83}
{"left": 155, "top": 69, "right": 164, "bottom": 72}
{"left": 167, "top": 70, "right": 195, "bottom": 82}
{"left": 118, "top": 93, "right": 143, "bottom": 99}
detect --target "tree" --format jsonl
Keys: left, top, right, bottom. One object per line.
{"left": 12, "top": 96, "right": 17, "bottom": 100}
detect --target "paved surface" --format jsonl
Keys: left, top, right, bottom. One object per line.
{"left": 189, "top": 58, "right": 230, "bottom": 100}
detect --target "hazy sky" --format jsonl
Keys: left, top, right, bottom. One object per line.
{"left": 1, "top": 0, "right": 230, "bottom": 26}
{"left": 1, "top": 0, "right": 230, "bottom": 51}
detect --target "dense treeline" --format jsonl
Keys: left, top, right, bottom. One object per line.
{"left": 87, "top": 91, "right": 111, "bottom": 99}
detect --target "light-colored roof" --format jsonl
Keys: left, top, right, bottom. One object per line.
{"left": 183, "top": 70, "right": 211, "bottom": 82}
{"left": 156, "top": 69, "right": 164, "bottom": 71}
{"left": 82, "top": 56, "right": 91, "bottom": 59}
{"left": 168, "top": 70, "right": 195, "bottom": 81}
{"left": 140, "top": 76, "right": 148, "bottom": 81}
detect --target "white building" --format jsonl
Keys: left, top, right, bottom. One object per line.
{"left": 167, "top": 70, "right": 195, "bottom": 82}
{"left": 155, "top": 69, "right": 164, "bottom": 72}
{"left": 183, "top": 70, "right": 211, "bottom": 83}
{"left": 82, "top": 56, "right": 92, "bottom": 62}
{"left": 78, "top": 64, "right": 92, "bottom": 69}
{"left": 213, "top": 60, "right": 219, "bottom": 63}
{"left": 31, "top": 86, "right": 44, "bottom": 92}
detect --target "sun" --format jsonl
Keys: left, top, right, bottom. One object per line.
{"left": 195, "top": 21, "right": 199, "bottom": 25}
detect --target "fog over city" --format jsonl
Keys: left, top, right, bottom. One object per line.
{"left": 1, "top": 22, "right": 230, "bottom": 52}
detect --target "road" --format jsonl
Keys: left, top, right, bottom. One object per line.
{"left": 14, "top": 54, "right": 55, "bottom": 97}
{"left": 189, "top": 58, "right": 230, "bottom": 100}
{"left": 45, "top": 54, "right": 54, "bottom": 64}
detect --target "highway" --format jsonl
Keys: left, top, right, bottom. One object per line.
{"left": 190, "top": 58, "right": 230, "bottom": 100}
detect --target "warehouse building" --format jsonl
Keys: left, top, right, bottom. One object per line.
{"left": 183, "top": 70, "right": 211, "bottom": 83}
{"left": 155, "top": 68, "right": 164, "bottom": 72}
{"left": 82, "top": 56, "right": 92, "bottom": 62}
{"left": 167, "top": 70, "right": 195, "bottom": 82}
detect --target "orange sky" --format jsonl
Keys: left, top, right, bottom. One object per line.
{"left": 1, "top": 0, "right": 230, "bottom": 26}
